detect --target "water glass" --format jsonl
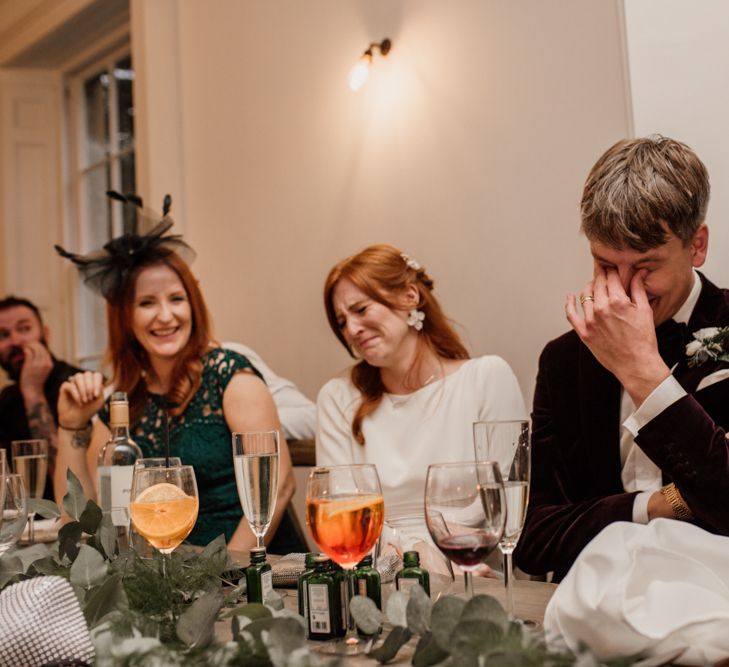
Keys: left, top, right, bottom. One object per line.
{"left": 11, "top": 439, "right": 48, "bottom": 544}
{"left": 0, "top": 474, "right": 28, "bottom": 555}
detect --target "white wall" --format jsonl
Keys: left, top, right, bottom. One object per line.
{"left": 132, "top": 0, "right": 631, "bottom": 405}
{"left": 624, "top": 0, "right": 729, "bottom": 287}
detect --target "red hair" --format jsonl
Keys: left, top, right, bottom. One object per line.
{"left": 323, "top": 244, "right": 469, "bottom": 445}
{"left": 105, "top": 250, "right": 214, "bottom": 425}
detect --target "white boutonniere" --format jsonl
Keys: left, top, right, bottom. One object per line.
{"left": 685, "top": 326, "right": 729, "bottom": 367}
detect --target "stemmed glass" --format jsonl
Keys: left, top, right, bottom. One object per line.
{"left": 425, "top": 461, "right": 506, "bottom": 598}
{"left": 232, "top": 431, "right": 280, "bottom": 548}
{"left": 473, "top": 420, "right": 531, "bottom": 619}
{"left": 306, "top": 464, "right": 384, "bottom": 655}
{"left": 129, "top": 457, "right": 183, "bottom": 556}
{"left": 129, "top": 465, "right": 199, "bottom": 572}
{"left": 0, "top": 474, "right": 28, "bottom": 555}
{"left": 11, "top": 439, "right": 48, "bottom": 544}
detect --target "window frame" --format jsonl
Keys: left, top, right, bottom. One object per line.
{"left": 64, "top": 41, "right": 135, "bottom": 371}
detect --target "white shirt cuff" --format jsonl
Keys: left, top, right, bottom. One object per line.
{"left": 632, "top": 491, "right": 653, "bottom": 524}
{"left": 622, "top": 375, "right": 687, "bottom": 437}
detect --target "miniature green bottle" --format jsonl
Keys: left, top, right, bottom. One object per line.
{"left": 297, "top": 552, "right": 318, "bottom": 619}
{"left": 246, "top": 546, "right": 273, "bottom": 604}
{"left": 395, "top": 550, "right": 430, "bottom": 596}
{"left": 354, "top": 554, "right": 381, "bottom": 609}
{"left": 329, "top": 562, "right": 348, "bottom": 637}
{"left": 306, "top": 556, "right": 341, "bottom": 640}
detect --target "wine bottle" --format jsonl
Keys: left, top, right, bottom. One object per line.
{"left": 98, "top": 392, "right": 142, "bottom": 548}
{"left": 396, "top": 550, "right": 430, "bottom": 596}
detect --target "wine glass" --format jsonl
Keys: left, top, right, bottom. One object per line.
{"left": 129, "top": 465, "right": 198, "bottom": 571}
{"left": 232, "top": 431, "right": 280, "bottom": 548}
{"left": 11, "top": 439, "right": 48, "bottom": 544}
{"left": 128, "top": 457, "right": 183, "bottom": 556}
{"left": 0, "top": 474, "right": 28, "bottom": 555}
{"left": 306, "top": 464, "right": 384, "bottom": 655}
{"left": 473, "top": 420, "right": 530, "bottom": 619}
{"left": 425, "top": 461, "right": 505, "bottom": 598}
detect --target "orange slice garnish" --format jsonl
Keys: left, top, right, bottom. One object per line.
{"left": 130, "top": 483, "right": 198, "bottom": 545}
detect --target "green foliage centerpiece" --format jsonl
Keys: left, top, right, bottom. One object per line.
{"left": 0, "top": 471, "right": 659, "bottom": 666}
{"left": 0, "top": 471, "right": 326, "bottom": 666}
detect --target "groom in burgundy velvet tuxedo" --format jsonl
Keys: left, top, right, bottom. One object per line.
{"left": 515, "top": 136, "right": 729, "bottom": 582}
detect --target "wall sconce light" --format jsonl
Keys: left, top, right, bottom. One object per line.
{"left": 349, "top": 38, "right": 392, "bottom": 92}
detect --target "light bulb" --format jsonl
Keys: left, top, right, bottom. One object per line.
{"left": 349, "top": 58, "right": 370, "bottom": 92}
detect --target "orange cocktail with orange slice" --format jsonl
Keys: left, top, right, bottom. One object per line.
{"left": 129, "top": 465, "right": 199, "bottom": 556}
{"left": 130, "top": 482, "right": 198, "bottom": 553}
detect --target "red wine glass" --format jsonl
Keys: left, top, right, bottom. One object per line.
{"left": 425, "top": 461, "right": 505, "bottom": 598}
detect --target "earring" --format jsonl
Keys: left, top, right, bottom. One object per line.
{"left": 407, "top": 309, "right": 425, "bottom": 331}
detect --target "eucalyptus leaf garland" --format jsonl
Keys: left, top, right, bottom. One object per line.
{"left": 349, "top": 588, "right": 652, "bottom": 667}
{"left": 0, "top": 471, "right": 335, "bottom": 666}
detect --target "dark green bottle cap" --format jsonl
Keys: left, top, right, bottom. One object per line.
{"left": 403, "top": 550, "right": 420, "bottom": 567}
{"left": 250, "top": 547, "right": 267, "bottom": 563}
{"left": 313, "top": 555, "right": 331, "bottom": 569}
{"left": 357, "top": 555, "right": 373, "bottom": 567}
{"left": 304, "top": 552, "right": 317, "bottom": 568}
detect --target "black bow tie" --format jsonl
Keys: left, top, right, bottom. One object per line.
{"left": 655, "top": 319, "right": 688, "bottom": 368}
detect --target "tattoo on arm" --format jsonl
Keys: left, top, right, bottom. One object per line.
{"left": 26, "top": 400, "right": 59, "bottom": 474}
{"left": 70, "top": 425, "right": 93, "bottom": 450}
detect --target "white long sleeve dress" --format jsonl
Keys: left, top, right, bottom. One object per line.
{"left": 316, "top": 356, "right": 527, "bottom": 525}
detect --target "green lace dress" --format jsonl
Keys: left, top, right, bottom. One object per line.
{"left": 99, "top": 347, "right": 262, "bottom": 546}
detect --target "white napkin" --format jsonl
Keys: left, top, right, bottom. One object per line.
{"left": 544, "top": 519, "right": 729, "bottom": 665}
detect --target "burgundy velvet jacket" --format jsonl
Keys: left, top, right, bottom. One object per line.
{"left": 514, "top": 273, "right": 729, "bottom": 582}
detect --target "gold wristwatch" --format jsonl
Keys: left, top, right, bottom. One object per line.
{"left": 660, "top": 483, "right": 693, "bottom": 520}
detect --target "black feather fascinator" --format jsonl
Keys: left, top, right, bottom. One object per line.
{"left": 55, "top": 191, "right": 195, "bottom": 303}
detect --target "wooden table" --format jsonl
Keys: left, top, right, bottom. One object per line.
{"left": 218, "top": 554, "right": 556, "bottom": 663}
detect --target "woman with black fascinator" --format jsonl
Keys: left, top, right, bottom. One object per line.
{"left": 53, "top": 192, "right": 297, "bottom": 552}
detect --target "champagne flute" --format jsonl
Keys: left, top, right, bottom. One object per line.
{"left": 306, "top": 464, "right": 384, "bottom": 655}
{"left": 0, "top": 474, "right": 28, "bottom": 555}
{"left": 425, "top": 461, "right": 505, "bottom": 598}
{"left": 11, "top": 439, "right": 48, "bottom": 544}
{"left": 232, "top": 431, "right": 280, "bottom": 548}
{"left": 129, "top": 465, "right": 199, "bottom": 573}
{"left": 473, "top": 420, "right": 530, "bottom": 619}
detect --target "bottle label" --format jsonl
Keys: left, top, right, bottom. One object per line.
{"left": 261, "top": 570, "right": 273, "bottom": 601}
{"left": 308, "top": 584, "right": 331, "bottom": 634}
{"left": 397, "top": 577, "right": 418, "bottom": 593}
{"left": 302, "top": 581, "right": 309, "bottom": 621}
{"left": 358, "top": 579, "right": 367, "bottom": 597}
{"left": 340, "top": 579, "right": 347, "bottom": 628}
{"left": 110, "top": 465, "right": 134, "bottom": 526}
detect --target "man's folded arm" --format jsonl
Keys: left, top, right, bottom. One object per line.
{"left": 636, "top": 390, "right": 729, "bottom": 534}
{"left": 515, "top": 463, "right": 637, "bottom": 581}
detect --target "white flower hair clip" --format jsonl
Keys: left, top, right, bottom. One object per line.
{"left": 407, "top": 308, "right": 425, "bottom": 331}
{"left": 685, "top": 326, "right": 729, "bottom": 367}
{"left": 400, "top": 252, "right": 421, "bottom": 271}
